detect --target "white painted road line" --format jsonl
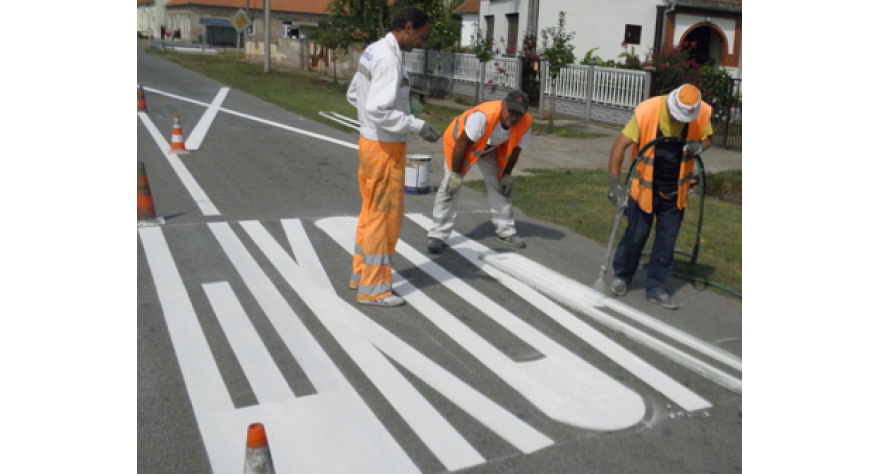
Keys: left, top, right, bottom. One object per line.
{"left": 240, "top": 220, "right": 487, "bottom": 471}
{"left": 138, "top": 226, "right": 243, "bottom": 471}
{"left": 143, "top": 86, "right": 358, "bottom": 150}
{"left": 138, "top": 112, "right": 221, "bottom": 216}
{"left": 185, "top": 87, "right": 229, "bottom": 151}
{"left": 317, "top": 216, "right": 648, "bottom": 430}
{"left": 406, "top": 212, "right": 728, "bottom": 405}
{"left": 206, "top": 222, "right": 424, "bottom": 473}
{"left": 276, "top": 219, "right": 554, "bottom": 455}
{"left": 477, "top": 252, "right": 742, "bottom": 394}
{"left": 203, "top": 281, "right": 296, "bottom": 403}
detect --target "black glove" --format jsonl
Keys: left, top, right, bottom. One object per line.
{"left": 419, "top": 123, "right": 441, "bottom": 143}
{"left": 607, "top": 175, "right": 624, "bottom": 207}
{"left": 683, "top": 141, "right": 703, "bottom": 156}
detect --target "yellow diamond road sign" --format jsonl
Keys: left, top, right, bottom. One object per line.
{"left": 230, "top": 9, "right": 252, "bottom": 33}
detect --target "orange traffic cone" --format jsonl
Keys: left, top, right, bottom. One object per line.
{"left": 138, "top": 161, "right": 157, "bottom": 221}
{"left": 168, "top": 114, "right": 190, "bottom": 154}
{"left": 137, "top": 84, "right": 148, "bottom": 112}
{"left": 243, "top": 423, "right": 275, "bottom": 474}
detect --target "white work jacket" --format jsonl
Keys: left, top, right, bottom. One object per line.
{"left": 346, "top": 32, "right": 425, "bottom": 143}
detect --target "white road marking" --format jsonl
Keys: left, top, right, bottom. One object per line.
{"left": 143, "top": 86, "right": 358, "bottom": 150}
{"left": 137, "top": 112, "right": 220, "bottom": 216}
{"left": 405, "top": 214, "right": 717, "bottom": 410}
{"left": 317, "top": 216, "right": 647, "bottom": 430}
{"left": 138, "top": 227, "right": 243, "bottom": 470}
{"left": 203, "top": 281, "right": 296, "bottom": 403}
{"left": 143, "top": 225, "right": 422, "bottom": 473}
{"left": 478, "top": 253, "right": 742, "bottom": 394}
{"left": 276, "top": 219, "right": 554, "bottom": 454}
{"left": 207, "top": 222, "right": 424, "bottom": 473}
{"left": 240, "top": 220, "right": 487, "bottom": 471}
{"left": 185, "top": 87, "right": 229, "bottom": 151}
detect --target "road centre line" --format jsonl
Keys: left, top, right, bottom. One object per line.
{"left": 138, "top": 112, "right": 220, "bottom": 216}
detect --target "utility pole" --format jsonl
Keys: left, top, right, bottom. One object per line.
{"left": 527, "top": 0, "right": 539, "bottom": 39}
{"left": 264, "top": 0, "right": 271, "bottom": 73}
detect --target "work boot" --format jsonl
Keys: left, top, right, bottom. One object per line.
{"left": 497, "top": 234, "right": 526, "bottom": 248}
{"left": 611, "top": 277, "right": 628, "bottom": 296}
{"left": 648, "top": 292, "right": 680, "bottom": 310}
{"left": 357, "top": 294, "right": 405, "bottom": 307}
{"left": 427, "top": 238, "right": 445, "bottom": 254}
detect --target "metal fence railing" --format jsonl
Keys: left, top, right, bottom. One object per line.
{"left": 405, "top": 51, "right": 519, "bottom": 91}
{"left": 543, "top": 63, "right": 647, "bottom": 109}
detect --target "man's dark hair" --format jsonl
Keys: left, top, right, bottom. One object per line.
{"left": 389, "top": 7, "right": 431, "bottom": 32}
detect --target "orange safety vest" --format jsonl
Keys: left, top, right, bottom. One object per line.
{"left": 443, "top": 101, "right": 533, "bottom": 178}
{"left": 628, "top": 96, "right": 712, "bottom": 212}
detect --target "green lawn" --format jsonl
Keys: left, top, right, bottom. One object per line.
{"left": 148, "top": 49, "right": 742, "bottom": 298}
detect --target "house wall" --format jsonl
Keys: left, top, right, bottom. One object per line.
{"left": 458, "top": 14, "right": 478, "bottom": 48}
{"left": 461, "top": 1, "right": 740, "bottom": 79}
{"left": 138, "top": 0, "right": 171, "bottom": 39}
{"left": 534, "top": 0, "right": 663, "bottom": 64}
{"left": 468, "top": 0, "right": 664, "bottom": 61}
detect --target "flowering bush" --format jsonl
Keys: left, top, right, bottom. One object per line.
{"left": 617, "top": 43, "right": 644, "bottom": 70}
{"left": 647, "top": 41, "right": 702, "bottom": 94}
{"left": 485, "top": 60, "right": 508, "bottom": 92}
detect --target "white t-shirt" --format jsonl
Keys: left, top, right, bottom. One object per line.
{"left": 464, "top": 111, "right": 531, "bottom": 154}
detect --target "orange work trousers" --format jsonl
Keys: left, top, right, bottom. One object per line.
{"left": 351, "top": 137, "right": 406, "bottom": 302}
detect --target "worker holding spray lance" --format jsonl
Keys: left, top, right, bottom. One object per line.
{"left": 599, "top": 84, "right": 713, "bottom": 310}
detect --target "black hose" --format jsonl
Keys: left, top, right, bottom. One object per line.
{"left": 672, "top": 271, "right": 742, "bottom": 299}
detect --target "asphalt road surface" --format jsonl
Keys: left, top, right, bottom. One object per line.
{"left": 137, "top": 43, "right": 742, "bottom": 473}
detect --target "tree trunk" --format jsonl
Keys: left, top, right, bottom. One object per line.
{"left": 549, "top": 78, "right": 557, "bottom": 133}
{"left": 476, "top": 63, "right": 485, "bottom": 106}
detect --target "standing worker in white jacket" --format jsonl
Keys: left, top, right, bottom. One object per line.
{"left": 346, "top": 7, "right": 441, "bottom": 307}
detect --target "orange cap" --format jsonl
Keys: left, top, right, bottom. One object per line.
{"left": 246, "top": 423, "right": 268, "bottom": 448}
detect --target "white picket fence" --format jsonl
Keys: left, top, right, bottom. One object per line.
{"left": 404, "top": 51, "right": 520, "bottom": 90}
{"left": 404, "top": 49, "right": 647, "bottom": 110}
{"left": 543, "top": 63, "right": 646, "bottom": 109}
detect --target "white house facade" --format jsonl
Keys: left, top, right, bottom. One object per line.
{"left": 458, "top": 0, "right": 741, "bottom": 79}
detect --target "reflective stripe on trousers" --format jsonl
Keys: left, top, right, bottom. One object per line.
{"left": 351, "top": 137, "right": 406, "bottom": 301}
{"left": 427, "top": 149, "right": 516, "bottom": 242}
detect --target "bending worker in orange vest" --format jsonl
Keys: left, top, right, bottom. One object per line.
{"left": 346, "top": 7, "right": 441, "bottom": 307}
{"left": 606, "top": 83, "right": 713, "bottom": 310}
{"left": 426, "top": 90, "right": 533, "bottom": 253}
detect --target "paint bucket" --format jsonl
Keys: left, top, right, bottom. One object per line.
{"left": 404, "top": 154, "right": 431, "bottom": 194}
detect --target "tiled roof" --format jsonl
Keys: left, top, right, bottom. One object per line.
{"left": 137, "top": 0, "right": 153, "bottom": 5}
{"left": 164, "top": 0, "right": 332, "bottom": 15}
{"left": 453, "top": 0, "right": 479, "bottom": 15}
{"left": 670, "top": 0, "right": 741, "bottom": 12}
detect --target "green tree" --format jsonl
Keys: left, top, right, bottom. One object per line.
{"left": 540, "top": 11, "right": 576, "bottom": 132}
{"left": 469, "top": 23, "right": 495, "bottom": 105}
{"left": 392, "top": 0, "right": 461, "bottom": 51}
{"left": 321, "top": 0, "right": 389, "bottom": 49}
